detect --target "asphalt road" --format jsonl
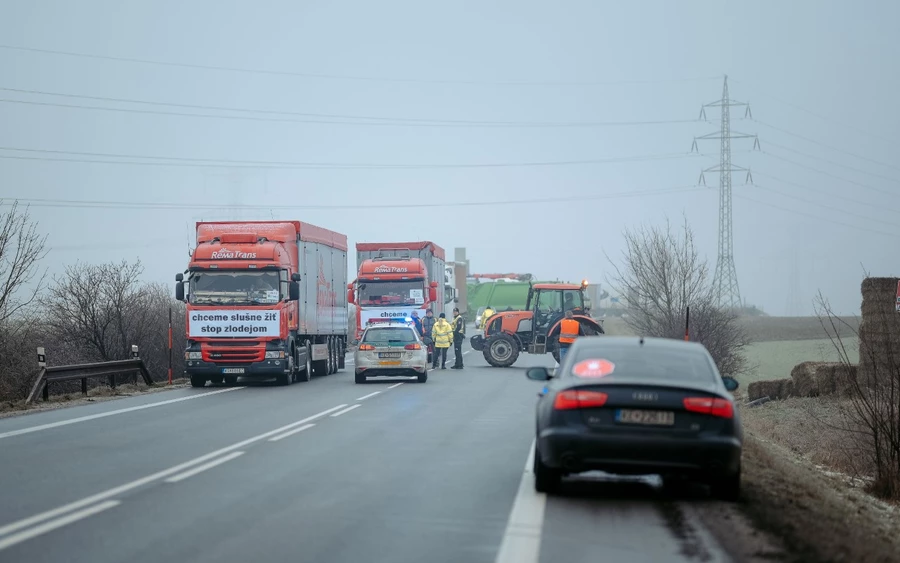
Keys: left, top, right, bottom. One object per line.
{"left": 0, "top": 340, "right": 735, "bottom": 563}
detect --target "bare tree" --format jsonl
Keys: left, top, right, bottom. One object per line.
{"left": 816, "top": 292, "right": 900, "bottom": 500}
{"left": 41, "top": 260, "right": 147, "bottom": 361}
{"left": 0, "top": 200, "right": 48, "bottom": 323}
{"left": 606, "top": 217, "right": 749, "bottom": 377}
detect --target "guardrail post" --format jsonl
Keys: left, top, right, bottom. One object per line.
{"left": 37, "top": 347, "right": 48, "bottom": 401}
{"left": 131, "top": 345, "right": 139, "bottom": 385}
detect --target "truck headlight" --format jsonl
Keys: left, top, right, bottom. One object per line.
{"left": 265, "top": 351, "right": 285, "bottom": 359}
{"left": 185, "top": 352, "right": 201, "bottom": 360}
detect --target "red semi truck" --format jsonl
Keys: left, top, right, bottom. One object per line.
{"left": 348, "top": 242, "right": 446, "bottom": 342}
{"left": 176, "top": 221, "right": 348, "bottom": 388}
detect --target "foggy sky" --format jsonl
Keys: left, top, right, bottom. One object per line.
{"left": 1, "top": 0, "right": 897, "bottom": 316}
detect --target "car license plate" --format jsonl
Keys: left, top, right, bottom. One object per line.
{"left": 221, "top": 368, "right": 245, "bottom": 374}
{"left": 378, "top": 352, "right": 401, "bottom": 359}
{"left": 379, "top": 361, "right": 402, "bottom": 366}
{"left": 616, "top": 409, "right": 675, "bottom": 426}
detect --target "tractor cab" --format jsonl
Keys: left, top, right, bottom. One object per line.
{"left": 526, "top": 283, "right": 589, "bottom": 354}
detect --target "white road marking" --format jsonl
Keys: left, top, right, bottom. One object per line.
{"left": 494, "top": 440, "right": 546, "bottom": 563}
{"left": 164, "top": 451, "right": 245, "bottom": 483}
{"left": 0, "top": 500, "right": 121, "bottom": 551}
{"left": 0, "top": 403, "right": 348, "bottom": 538}
{"left": 330, "top": 404, "right": 362, "bottom": 417}
{"left": 356, "top": 391, "right": 380, "bottom": 401}
{"left": 267, "top": 423, "right": 315, "bottom": 442}
{"left": 0, "top": 387, "right": 244, "bottom": 440}
{"left": 386, "top": 382, "right": 404, "bottom": 389}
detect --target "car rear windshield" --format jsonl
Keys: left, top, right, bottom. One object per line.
{"left": 569, "top": 344, "right": 716, "bottom": 382}
{"left": 362, "top": 327, "right": 417, "bottom": 345}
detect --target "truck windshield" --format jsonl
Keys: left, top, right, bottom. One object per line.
{"left": 359, "top": 280, "right": 424, "bottom": 306}
{"left": 190, "top": 270, "right": 282, "bottom": 305}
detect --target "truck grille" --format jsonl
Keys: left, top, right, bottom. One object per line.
{"left": 203, "top": 346, "right": 263, "bottom": 362}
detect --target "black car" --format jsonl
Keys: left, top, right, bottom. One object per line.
{"left": 526, "top": 336, "right": 742, "bottom": 500}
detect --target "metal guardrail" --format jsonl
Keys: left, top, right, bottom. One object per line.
{"left": 25, "top": 358, "right": 154, "bottom": 404}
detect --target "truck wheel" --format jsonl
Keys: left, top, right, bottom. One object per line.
{"left": 325, "top": 338, "right": 334, "bottom": 375}
{"left": 190, "top": 376, "right": 206, "bottom": 388}
{"left": 276, "top": 368, "right": 292, "bottom": 386}
{"left": 484, "top": 333, "right": 519, "bottom": 367}
{"left": 298, "top": 343, "right": 312, "bottom": 382}
{"left": 338, "top": 338, "right": 346, "bottom": 369}
{"left": 329, "top": 337, "right": 337, "bottom": 375}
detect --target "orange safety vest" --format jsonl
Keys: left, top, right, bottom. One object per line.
{"left": 559, "top": 318, "right": 580, "bottom": 344}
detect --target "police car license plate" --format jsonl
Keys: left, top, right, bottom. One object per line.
{"left": 378, "top": 352, "right": 401, "bottom": 359}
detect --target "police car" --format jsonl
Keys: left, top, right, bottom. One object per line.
{"left": 354, "top": 318, "right": 428, "bottom": 384}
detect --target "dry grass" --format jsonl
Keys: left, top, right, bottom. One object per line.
{"left": 740, "top": 433, "right": 900, "bottom": 563}
{"left": 738, "top": 316, "right": 860, "bottom": 342}
{"left": 0, "top": 378, "right": 189, "bottom": 418}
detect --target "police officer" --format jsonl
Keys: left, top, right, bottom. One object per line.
{"left": 450, "top": 307, "right": 466, "bottom": 369}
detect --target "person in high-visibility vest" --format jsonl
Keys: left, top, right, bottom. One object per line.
{"left": 480, "top": 306, "right": 495, "bottom": 330}
{"left": 557, "top": 309, "right": 584, "bottom": 364}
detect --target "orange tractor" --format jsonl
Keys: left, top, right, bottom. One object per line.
{"left": 469, "top": 281, "right": 605, "bottom": 367}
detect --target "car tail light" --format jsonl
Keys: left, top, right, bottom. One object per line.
{"left": 404, "top": 343, "right": 421, "bottom": 350}
{"left": 683, "top": 397, "right": 734, "bottom": 418}
{"left": 358, "top": 344, "right": 375, "bottom": 351}
{"left": 553, "top": 390, "right": 608, "bottom": 410}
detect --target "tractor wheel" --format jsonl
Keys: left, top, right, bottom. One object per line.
{"left": 483, "top": 333, "right": 519, "bottom": 367}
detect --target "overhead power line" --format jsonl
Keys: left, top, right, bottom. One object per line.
{"left": 753, "top": 119, "right": 900, "bottom": 173}
{"left": 0, "top": 147, "right": 707, "bottom": 170}
{"left": 1, "top": 185, "right": 706, "bottom": 211}
{"left": 735, "top": 193, "right": 900, "bottom": 239}
{"left": 0, "top": 44, "right": 720, "bottom": 87}
{"left": 760, "top": 149, "right": 895, "bottom": 198}
{"left": 762, "top": 139, "right": 900, "bottom": 185}
{"left": 750, "top": 183, "right": 897, "bottom": 228}
{"left": 729, "top": 78, "right": 900, "bottom": 146}
{"left": 0, "top": 87, "right": 702, "bottom": 128}
{"left": 752, "top": 170, "right": 900, "bottom": 216}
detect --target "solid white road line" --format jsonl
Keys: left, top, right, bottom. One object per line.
{"left": 0, "top": 500, "right": 121, "bottom": 551}
{"left": 494, "top": 440, "right": 546, "bottom": 563}
{"left": 386, "top": 382, "right": 404, "bottom": 389}
{"left": 164, "top": 451, "right": 245, "bottom": 483}
{"left": 330, "top": 404, "right": 362, "bottom": 417}
{"left": 267, "top": 423, "right": 316, "bottom": 442}
{"left": 355, "top": 391, "right": 380, "bottom": 401}
{"left": 0, "top": 403, "right": 348, "bottom": 538}
{"left": 0, "top": 387, "right": 244, "bottom": 440}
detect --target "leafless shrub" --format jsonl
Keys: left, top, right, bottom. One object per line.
{"left": 816, "top": 283, "right": 900, "bottom": 500}
{"left": 606, "top": 216, "right": 749, "bottom": 377}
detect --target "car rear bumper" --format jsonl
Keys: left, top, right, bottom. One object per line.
{"left": 537, "top": 427, "right": 742, "bottom": 476}
{"left": 185, "top": 360, "right": 288, "bottom": 380}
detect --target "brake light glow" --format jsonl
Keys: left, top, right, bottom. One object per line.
{"left": 358, "top": 344, "right": 375, "bottom": 351}
{"left": 553, "top": 390, "right": 608, "bottom": 410}
{"left": 683, "top": 397, "right": 734, "bottom": 418}
{"left": 404, "top": 343, "right": 421, "bottom": 350}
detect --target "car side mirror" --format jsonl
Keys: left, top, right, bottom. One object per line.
{"left": 722, "top": 376, "right": 739, "bottom": 391}
{"left": 526, "top": 367, "right": 552, "bottom": 381}
{"left": 289, "top": 281, "right": 300, "bottom": 301}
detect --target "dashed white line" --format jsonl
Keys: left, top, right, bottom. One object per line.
{"left": 330, "top": 404, "right": 362, "bottom": 417}
{"left": 386, "top": 382, "right": 404, "bottom": 389}
{"left": 0, "top": 403, "right": 348, "bottom": 540}
{"left": 268, "top": 423, "right": 316, "bottom": 442}
{"left": 355, "top": 391, "right": 380, "bottom": 401}
{"left": 164, "top": 451, "right": 245, "bottom": 483}
{"left": 494, "top": 440, "right": 546, "bottom": 563}
{"left": 0, "top": 387, "right": 245, "bottom": 440}
{"left": 0, "top": 500, "right": 121, "bottom": 551}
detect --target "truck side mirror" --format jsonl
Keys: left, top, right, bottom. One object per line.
{"left": 175, "top": 273, "right": 185, "bottom": 301}
{"left": 291, "top": 273, "right": 302, "bottom": 282}
{"left": 429, "top": 288, "right": 437, "bottom": 302}
{"left": 430, "top": 281, "right": 438, "bottom": 288}
{"left": 347, "top": 288, "right": 355, "bottom": 304}
{"left": 289, "top": 281, "right": 300, "bottom": 301}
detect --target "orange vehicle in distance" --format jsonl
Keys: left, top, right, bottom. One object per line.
{"left": 470, "top": 280, "right": 604, "bottom": 367}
